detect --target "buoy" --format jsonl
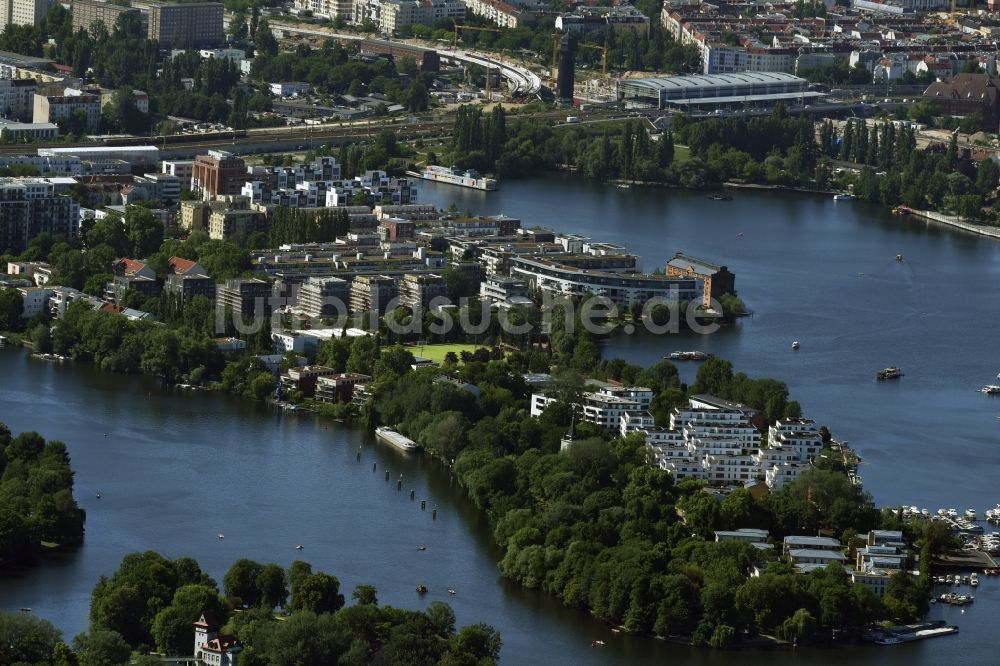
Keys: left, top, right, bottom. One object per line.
{"left": 385, "top": 470, "right": 390, "bottom": 481}
{"left": 421, "top": 500, "right": 426, "bottom": 510}
{"left": 410, "top": 489, "right": 415, "bottom": 500}
{"left": 96, "top": 492, "right": 101, "bottom": 499}
{"left": 396, "top": 480, "right": 402, "bottom": 490}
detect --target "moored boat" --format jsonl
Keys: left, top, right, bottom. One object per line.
{"left": 668, "top": 351, "right": 709, "bottom": 361}
{"left": 409, "top": 165, "right": 497, "bottom": 191}
{"left": 375, "top": 426, "right": 422, "bottom": 453}
{"left": 877, "top": 367, "right": 904, "bottom": 381}
{"left": 833, "top": 193, "right": 856, "bottom": 201}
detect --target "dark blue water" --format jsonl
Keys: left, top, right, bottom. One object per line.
{"left": 2, "top": 176, "right": 999, "bottom": 665}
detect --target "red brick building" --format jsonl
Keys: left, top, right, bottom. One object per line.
{"left": 191, "top": 150, "right": 247, "bottom": 200}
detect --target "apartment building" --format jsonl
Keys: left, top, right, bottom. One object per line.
{"left": 0, "top": 0, "right": 53, "bottom": 29}
{"left": 216, "top": 277, "right": 273, "bottom": 320}
{"left": 191, "top": 150, "right": 248, "bottom": 199}
{"left": 296, "top": 276, "right": 351, "bottom": 319}
{"left": 72, "top": 0, "right": 141, "bottom": 33}
{"left": 350, "top": 274, "right": 398, "bottom": 315}
{"left": 0, "top": 78, "right": 37, "bottom": 121}
{"left": 398, "top": 272, "right": 446, "bottom": 309}
{"left": 293, "top": 0, "right": 354, "bottom": 20}
{"left": 145, "top": 2, "right": 223, "bottom": 48}
{"left": 33, "top": 92, "right": 102, "bottom": 132}
{"left": 0, "top": 178, "right": 79, "bottom": 253}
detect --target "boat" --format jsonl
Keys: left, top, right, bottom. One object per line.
{"left": 295, "top": 544, "right": 304, "bottom": 550}
{"left": 409, "top": 165, "right": 497, "bottom": 191}
{"left": 616, "top": 183, "right": 631, "bottom": 189}
{"left": 706, "top": 193, "right": 732, "bottom": 201}
{"left": 18, "top": 608, "right": 31, "bottom": 612}
{"left": 96, "top": 492, "right": 101, "bottom": 499}
{"left": 416, "top": 584, "right": 428, "bottom": 594}
{"left": 877, "top": 367, "right": 904, "bottom": 381}
{"left": 833, "top": 193, "right": 856, "bottom": 201}
{"left": 970, "top": 573, "right": 979, "bottom": 587}
{"left": 447, "top": 588, "right": 457, "bottom": 595}
{"left": 217, "top": 533, "right": 224, "bottom": 540}
{"left": 668, "top": 351, "right": 709, "bottom": 361}
{"left": 591, "top": 640, "right": 606, "bottom": 647}
{"left": 966, "top": 509, "right": 978, "bottom": 520}
{"left": 792, "top": 341, "right": 800, "bottom": 350}
{"left": 0, "top": 334, "right": 6, "bottom": 348}
{"left": 981, "top": 385, "right": 1000, "bottom": 395}
{"left": 895, "top": 254, "right": 903, "bottom": 262}
{"left": 375, "top": 426, "right": 422, "bottom": 453}
{"left": 417, "top": 545, "right": 427, "bottom": 551}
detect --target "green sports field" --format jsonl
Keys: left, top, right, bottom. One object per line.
{"left": 407, "top": 343, "right": 487, "bottom": 364}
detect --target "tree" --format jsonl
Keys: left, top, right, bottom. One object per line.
{"left": 255, "top": 21, "right": 278, "bottom": 57}
{"left": 289, "top": 572, "right": 345, "bottom": 614}
{"left": 223, "top": 559, "right": 264, "bottom": 607}
{"left": 0, "top": 612, "right": 63, "bottom": 664}
{"left": 256, "top": 563, "right": 289, "bottom": 609}
{"left": 448, "top": 623, "right": 502, "bottom": 663}
{"left": 405, "top": 79, "right": 430, "bottom": 112}
{"left": 0, "top": 288, "right": 24, "bottom": 331}
{"left": 103, "top": 87, "right": 149, "bottom": 134}
{"left": 351, "top": 584, "right": 378, "bottom": 606}
{"left": 73, "top": 629, "right": 131, "bottom": 666}
{"left": 123, "top": 206, "right": 164, "bottom": 258}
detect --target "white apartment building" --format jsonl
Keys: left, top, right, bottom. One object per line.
{"left": 295, "top": 0, "right": 354, "bottom": 19}
{"left": 531, "top": 385, "right": 653, "bottom": 431}
{"left": 357, "top": 0, "right": 464, "bottom": 33}
{"left": 768, "top": 418, "right": 823, "bottom": 461}
{"left": 462, "top": 0, "right": 521, "bottom": 28}
{"left": 33, "top": 92, "right": 102, "bottom": 132}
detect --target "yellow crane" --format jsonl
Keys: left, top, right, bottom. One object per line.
{"left": 452, "top": 23, "right": 501, "bottom": 50}
{"left": 579, "top": 42, "right": 610, "bottom": 77}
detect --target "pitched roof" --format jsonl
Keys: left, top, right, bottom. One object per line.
{"left": 168, "top": 256, "right": 197, "bottom": 275}
{"left": 117, "top": 258, "right": 148, "bottom": 276}
{"left": 924, "top": 73, "right": 1000, "bottom": 107}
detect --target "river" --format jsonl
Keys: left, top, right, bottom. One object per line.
{"left": 2, "top": 175, "right": 999, "bottom": 665}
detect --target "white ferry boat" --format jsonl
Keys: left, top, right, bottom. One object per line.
{"left": 833, "top": 193, "right": 856, "bottom": 201}
{"left": 375, "top": 426, "right": 422, "bottom": 453}
{"left": 411, "top": 165, "right": 497, "bottom": 191}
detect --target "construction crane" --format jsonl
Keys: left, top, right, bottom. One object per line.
{"left": 579, "top": 42, "right": 610, "bottom": 77}
{"left": 452, "top": 23, "right": 501, "bottom": 50}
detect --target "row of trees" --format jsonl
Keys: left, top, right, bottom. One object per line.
{"left": 77, "top": 551, "right": 502, "bottom": 664}
{"left": 0, "top": 424, "right": 86, "bottom": 566}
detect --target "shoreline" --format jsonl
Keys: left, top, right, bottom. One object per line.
{"left": 909, "top": 209, "right": 1000, "bottom": 240}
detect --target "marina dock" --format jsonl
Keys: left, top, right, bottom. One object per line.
{"left": 872, "top": 620, "right": 959, "bottom": 645}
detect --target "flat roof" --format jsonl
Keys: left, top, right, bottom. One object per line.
{"left": 669, "top": 91, "right": 825, "bottom": 106}
{"left": 623, "top": 72, "right": 807, "bottom": 91}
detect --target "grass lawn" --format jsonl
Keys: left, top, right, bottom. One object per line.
{"left": 407, "top": 343, "right": 486, "bottom": 364}
{"left": 674, "top": 144, "right": 692, "bottom": 163}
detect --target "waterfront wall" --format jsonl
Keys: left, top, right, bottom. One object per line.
{"left": 912, "top": 209, "right": 1000, "bottom": 240}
